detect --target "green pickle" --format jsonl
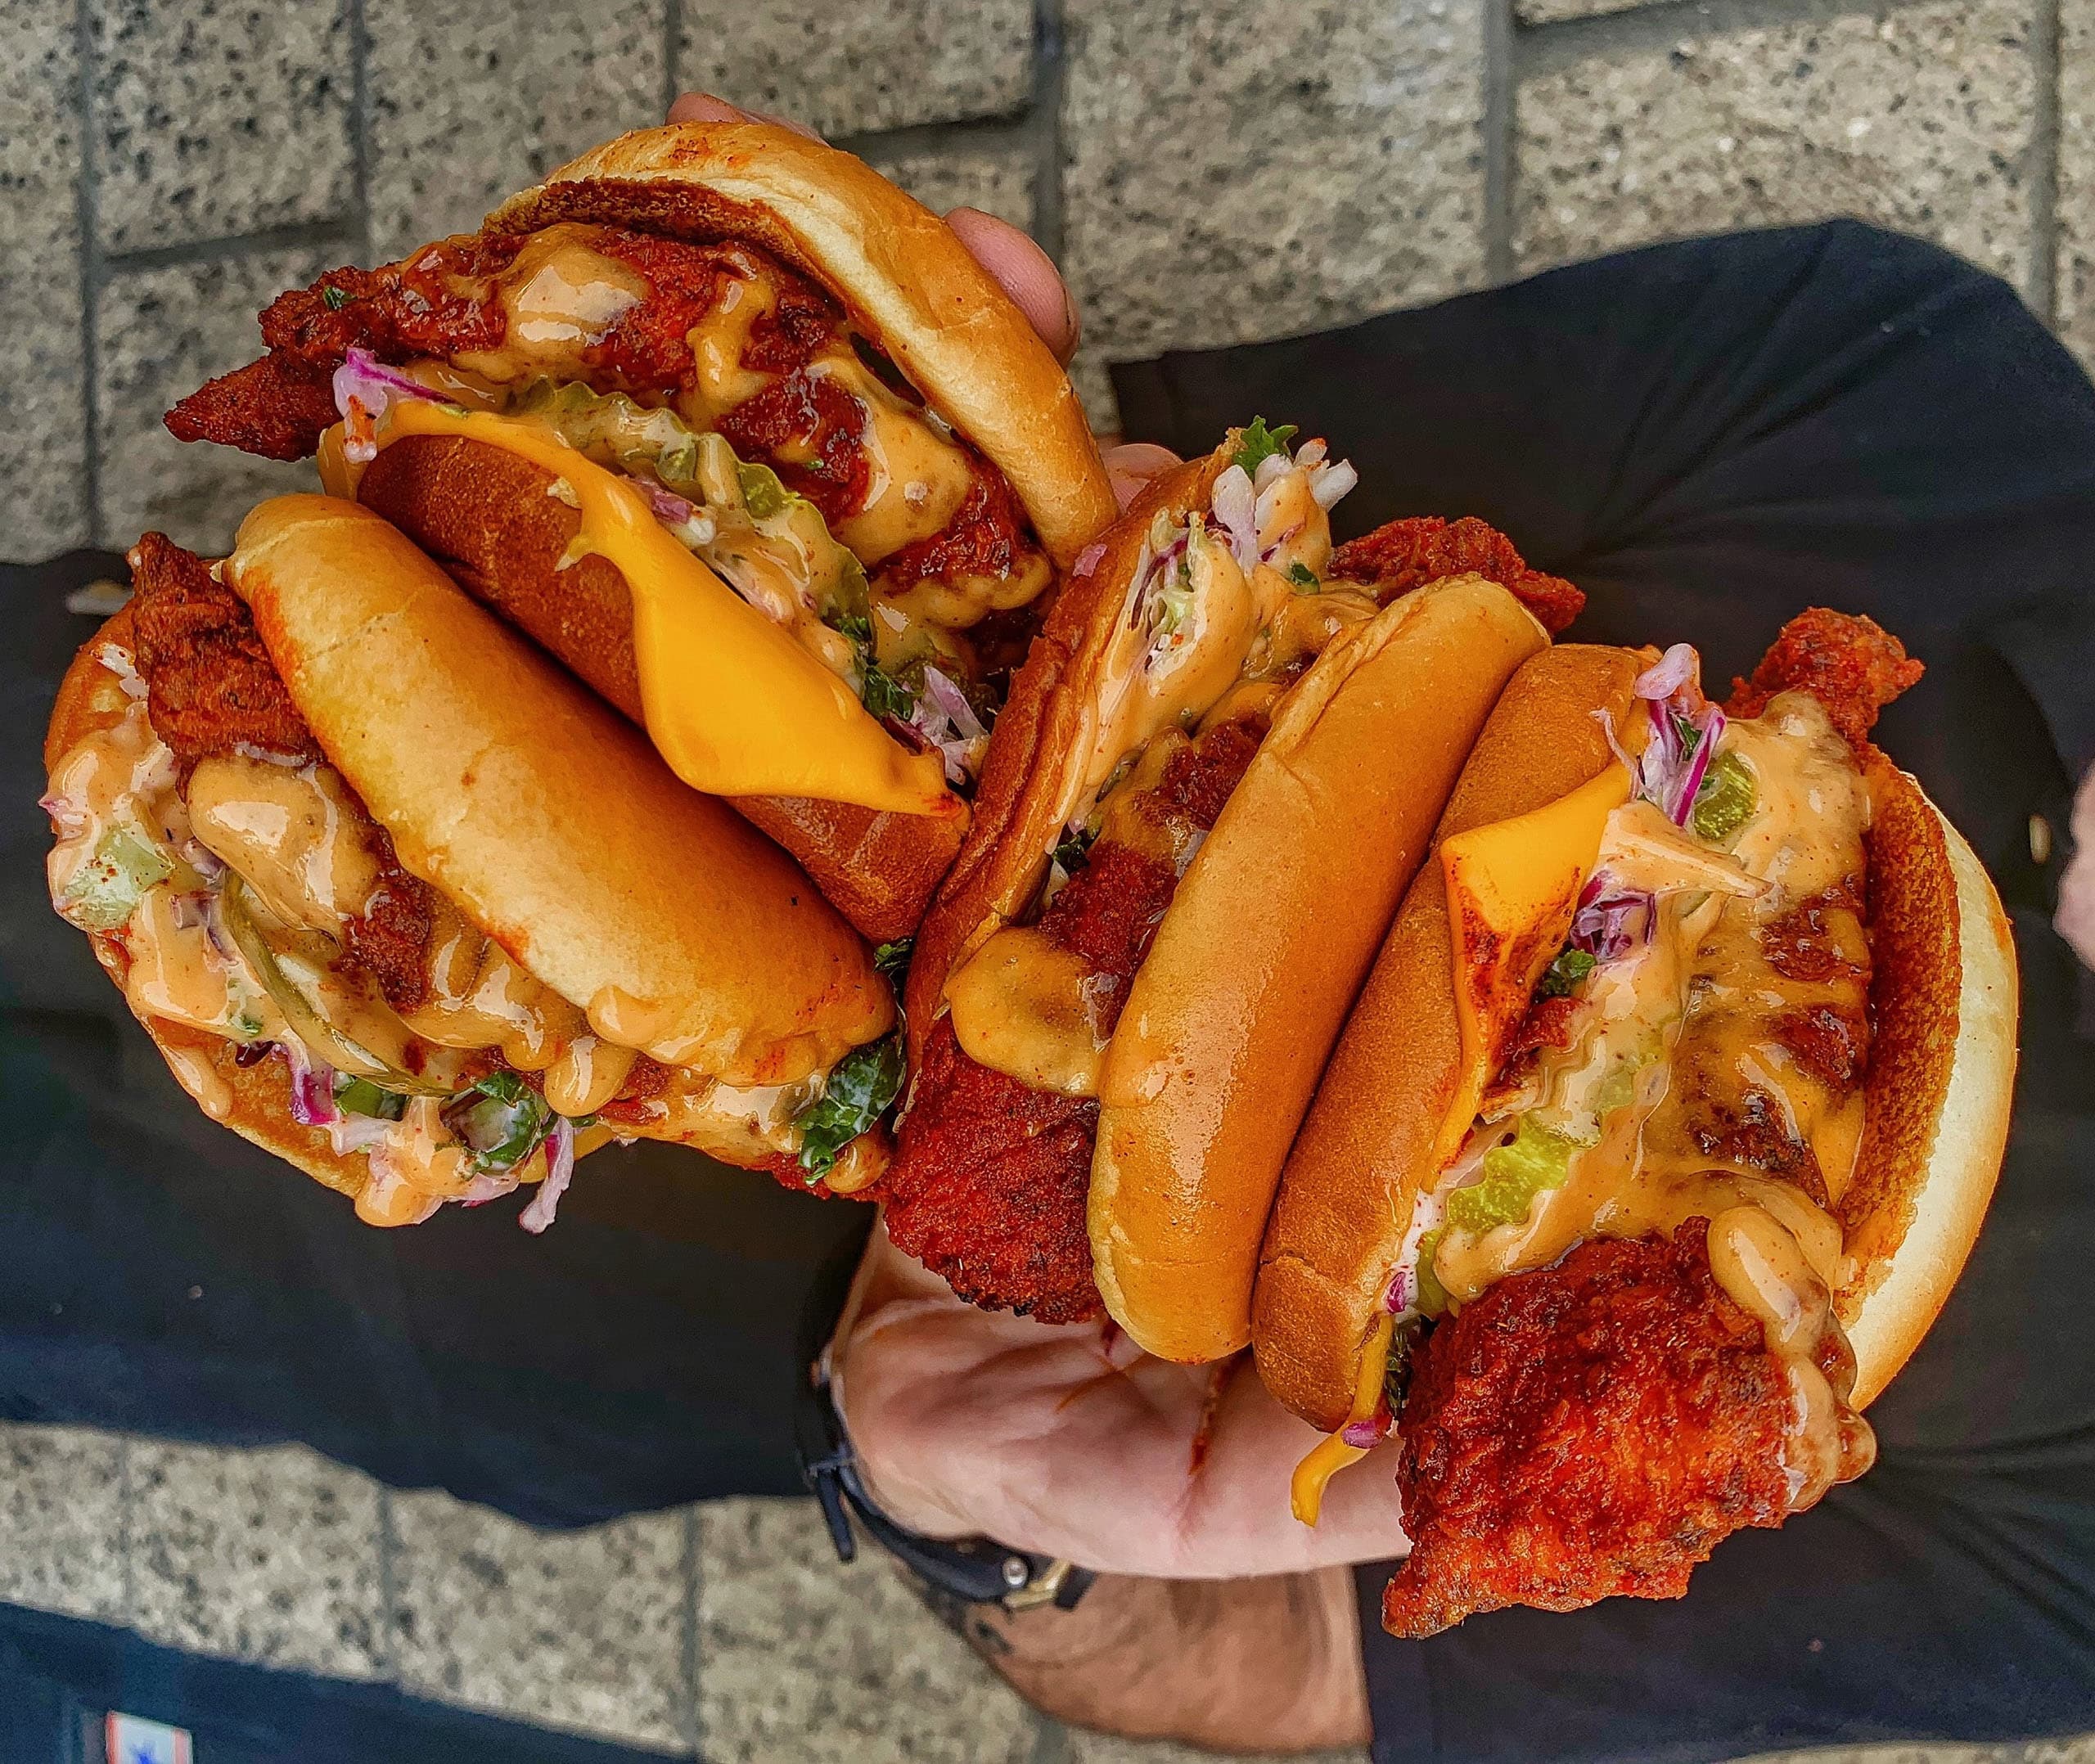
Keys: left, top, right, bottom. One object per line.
{"left": 1691, "top": 749, "right": 1756, "bottom": 842}
{"left": 1445, "top": 1114, "right": 1582, "bottom": 1237}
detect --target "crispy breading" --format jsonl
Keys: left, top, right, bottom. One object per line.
{"left": 1384, "top": 1222, "right": 1808, "bottom": 1638}
{"left": 1329, "top": 516, "right": 1584, "bottom": 634}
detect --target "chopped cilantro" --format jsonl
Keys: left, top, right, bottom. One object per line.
{"left": 1232, "top": 417, "right": 1299, "bottom": 476}
{"left": 321, "top": 284, "right": 352, "bottom": 311}
{"left": 442, "top": 1069, "right": 553, "bottom": 1172}
{"left": 1052, "top": 826, "right": 1095, "bottom": 875}
{"left": 872, "top": 938, "right": 913, "bottom": 984}
{"left": 1286, "top": 560, "right": 1320, "bottom": 591}
{"left": 796, "top": 1034, "right": 905, "bottom": 1181}
{"left": 1536, "top": 947, "right": 1597, "bottom": 998}
{"left": 861, "top": 664, "right": 917, "bottom": 721}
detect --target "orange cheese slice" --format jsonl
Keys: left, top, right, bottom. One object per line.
{"left": 1291, "top": 1311, "right": 1394, "bottom": 1526}
{"left": 325, "top": 403, "right": 952, "bottom": 817}
{"left": 1288, "top": 763, "right": 1630, "bottom": 1527}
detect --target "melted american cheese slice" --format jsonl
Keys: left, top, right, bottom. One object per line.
{"left": 1288, "top": 763, "right": 1629, "bottom": 1528}
{"left": 337, "top": 402, "right": 951, "bottom": 817}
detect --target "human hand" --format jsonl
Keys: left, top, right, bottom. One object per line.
{"left": 831, "top": 1221, "right": 1411, "bottom": 1578}
{"left": 666, "top": 92, "right": 1178, "bottom": 508}
{"left": 2057, "top": 764, "right": 2095, "bottom": 971}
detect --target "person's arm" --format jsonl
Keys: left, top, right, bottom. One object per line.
{"left": 831, "top": 1225, "right": 1391, "bottom": 1752}
{"left": 944, "top": 1566, "right": 1370, "bottom": 1752}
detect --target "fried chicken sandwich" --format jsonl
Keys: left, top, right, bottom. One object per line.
{"left": 1255, "top": 614, "right": 2018, "bottom": 1633}
{"left": 164, "top": 120, "right": 1117, "bottom": 942}
{"left": 875, "top": 422, "right": 1589, "bottom": 1333}
{"left": 43, "top": 497, "right": 902, "bottom": 1227}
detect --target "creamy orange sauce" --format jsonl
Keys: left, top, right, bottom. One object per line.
{"left": 46, "top": 646, "right": 836, "bottom": 1219}
{"left": 946, "top": 925, "right": 1111, "bottom": 1097}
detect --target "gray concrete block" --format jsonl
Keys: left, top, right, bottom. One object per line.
{"left": 2059, "top": 0, "right": 2095, "bottom": 370}
{"left": 696, "top": 1496, "right": 1036, "bottom": 1764}
{"left": 88, "top": 0, "right": 354, "bottom": 254}
{"left": 0, "top": 2, "right": 89, "bottom": 560}
{"left": 94, "top": 242, "right": 335, "bottom": 551}
{"left": 679, "top": 0, "right": 1033, "bottom": 138}
{"left": 1513, "top": 0, "right": 2039, "bottom": 293}
{"left": 0, "top": 1423, "right": 126, "bottom": 1622}
{"left": 1066, "top": 1735, "right": 1370, "bottom": 1764}
{"left": 863, "top": 139, "right": 1035, "bottom": 232}
{"left": 1517, "top": 0, "right": 1656, "bottom": 24}
{"left": 389, "top": 1489, "right": 690, "bottom": 1753}
{"left": 365, "top": 0, "right": 662, "bottom": 262}
{"left": 1061, "top": 0, "right": 1490, "bottom": 434}
{"left": 126, "top": 1440, "right": 385, "bottom": 1678}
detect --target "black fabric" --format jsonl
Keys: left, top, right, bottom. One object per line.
{"left": 1116, "top": 221, "right": 2095, "bottom": 1762}
{"left": 0, "top": 560, "right": 871, "bottom": 1528}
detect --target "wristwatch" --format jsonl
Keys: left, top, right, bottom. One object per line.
{"left": 793, "top": 1222, "right": 1095, "bottom": 1614}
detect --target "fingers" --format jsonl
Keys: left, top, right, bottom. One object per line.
{"left": 942, "top": 209, "right": 1080, "bottom": 367}
{"left": 665, "top": 94, "right": 1084, "bottom": 367}
{"left": 665, "top": 91, "right": 822, "bottom": 139}
{"left": 1105, "top": 442, "right": 1183, "bottom": 509}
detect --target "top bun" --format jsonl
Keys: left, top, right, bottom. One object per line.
{"left": 229, "top": 495, "right": 894, "bottom": 1088}
{"left": 485, "top": 121, "right": 1117, "bottom": 570}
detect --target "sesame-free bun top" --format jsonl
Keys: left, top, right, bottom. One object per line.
{"left": 228, "top": 495, "right": 893, "bottom": 1088}
{"left": 484, "top": 120, "right": 1116, "bottom": 570}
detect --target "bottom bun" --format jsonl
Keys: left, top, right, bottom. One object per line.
{"left": 1838, "top": 756, "right": 2018, "bottom": 1403}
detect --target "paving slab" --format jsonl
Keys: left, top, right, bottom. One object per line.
{"left": 1061, "top": 0, "right": 1490, "bottom": 432}
{"left": 1066, "top": 1734, "right": 1370, "bottom": 1764}
{"left": 126, "top": 1439, "right": 385, "bottom": 1679}
{"left": 2059, "top": 0, "right": 2095, "bottom": 370}
{"left": 680, "top": 0, "right": 1033, "bottom": 139}
{"left": 1513, "top": 0, "right": 2039, "bottom": 294}
{"left": 1518, "top": 0, "right": 1666, "bottom": 25}
{"left": 94, "top": 242, "right": 336, "bottom": 551}
{"left": 0, "top": 1422, "right": 127, "bottom": 1622}
{"left": 388, "top": 1488, "right": 691, "bottom": 1753}
{"left": 365, "top": 0, "right": 662, "bottom": 260}
{"left": 88, "top": 0, "right": 354, "bottom": 254}
{"left": 864, "top": 139, "right": 1036, "bottom": 232}
{"left": 0, "top": 1, "right": 89, "bottom": 560}
{"left": 696, "top": 1496, "right": 1037, "bottom": 1764}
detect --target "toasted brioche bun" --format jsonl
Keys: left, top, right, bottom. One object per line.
{"left": 484, "top": 120, "right": 1116, "bottom": 570}
{"left": 1088, "top": 577, "right": 1552, "bottom": 1364}
{"left": 228, "top": 496, "right": 893, "bottom": 1087}
{"left": 1252, "top": 645, "right": 2018, "bottom": 1430}
{"left": 903, "top": 449, "right": 1235, "bottom": 1063}
{"left": 358, "top": 434, "right": 966, "bottom": 941}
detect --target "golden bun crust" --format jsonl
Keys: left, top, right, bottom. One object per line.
{"left": 228, "top": 495, "right": 892, "bottom": 1087}
{"left": 1252, "top": 646, "right": 1650, "bottom": 1429}
{"left": 1089, "top": 576, "right": 1552, "bottom": 1364}
{"left": 45, "top": 611, "right": 377, "bottom": 1204}
{"left": 484, "top": 121, "right": 1116, "bottom": 569}
{"left": 1840, "top": 754, "right": 2018, "bottom": 1403}
{"left": 358, "top": 434, "right": 966, "bottom": 941}
{"left": 903, "top": 449, "right": 1232, "bottom": 1066}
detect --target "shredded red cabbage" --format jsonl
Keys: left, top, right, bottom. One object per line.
{"left": 1210, "top": 463, "right": 1259, "bottom": 570}
{"left": 1383, "top": 1266, "right": 1412, "bottom": 1314}
{"left": 1620, "top": 642, "right": 1728, "bottom": 825}
{"left": 519, "top": 1117, "right": 577, "bottom": 1234}
{"left": 331, "top": 347, "right": 443, "bottom": 463}
{"left": 286, "top": 1049, "right": 339, "bottom": 1127}
{"left": 1072, "top": 541, "right": 1106, "bottom": 578}
{"left": 1570, "top": 872, "right": 1655, "bottom": 962}
{"left": 1340, "top": 1408, "right": 1392, "bottom": 1450}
